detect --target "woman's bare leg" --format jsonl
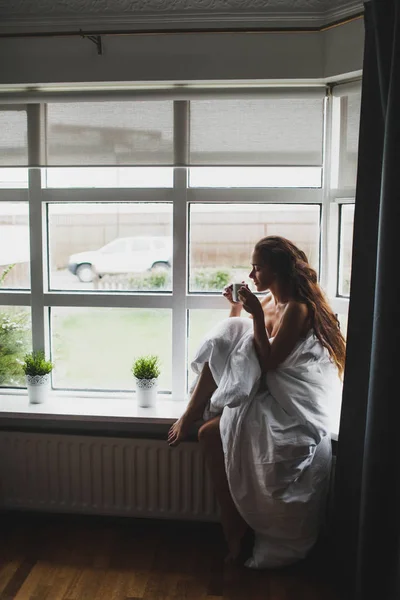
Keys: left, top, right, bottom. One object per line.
{"left": 198, "top": 417, "right": 249, "bottom": 562}
{"left": 168, "top": 362, "right": 217, "bottom": 447}
{"left": 168, "top": 364, "right": 250, "bottom": 560}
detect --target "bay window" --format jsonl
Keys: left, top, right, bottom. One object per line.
{"left": 0, "top": 85, "right": 360, "bottom": 412}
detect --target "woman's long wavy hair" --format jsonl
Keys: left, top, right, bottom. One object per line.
{"left": 254, "top": 236, "right": 346, "bottom": 378}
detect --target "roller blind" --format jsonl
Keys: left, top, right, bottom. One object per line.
{"left": 190, "top": 98, "right": 324, "bottom": 166}
{"left": 46, "top": 101, "right": 174, "bottom": 166}
{"left": 332, "top": 82, "right": 362, "bottom": 188}
{"left": 0, "top": 109, "right": 28, "bottom": 166}
{"left": 342, "top": 88, "right": 362, "bottom": 188}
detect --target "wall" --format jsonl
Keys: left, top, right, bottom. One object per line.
{"left": 324, "top": 18, "right": 365, "bottom": 79}
{"left": 0, "top": 19, "right": 364, "bottom": 86}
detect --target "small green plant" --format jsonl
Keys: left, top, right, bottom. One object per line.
{"left": 22, "top": 351, "right": 53, "bottom": 377}
{"left": 131, "top": 355, "right": 161, "bottom": 380}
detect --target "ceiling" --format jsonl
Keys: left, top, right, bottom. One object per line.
{"left": 0, "top": 0, "right": 364, "bottom": 34}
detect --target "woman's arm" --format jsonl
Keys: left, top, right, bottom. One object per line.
{"left": 238, "top": 285, "right": 308, "bottom": 371}
{"left": 229, "top": 304, "right": 242, "bottom": 317}
{"left": 252, "top": 301, "right": 308, "bottom": 370}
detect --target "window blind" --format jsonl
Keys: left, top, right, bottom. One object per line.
{"left": 0, "top": 110, "right": 28, "bottom": 166}
{"left": 46, "top": 101, "right": 174, "bottom": 166}
{"left": 332, "top": 82, "right": 362, "bottom": 188}
{"left": 342, "top": 90, "right": 362, "bottom": 187}
{"left": 190, "top": 98, "right": 324, "bottom": 166}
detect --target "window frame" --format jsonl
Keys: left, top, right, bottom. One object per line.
{"left": 0, "top": 87, "right": 358, "bottom": 402}
{"left": 327, "top": 80, "right": 361, "bottom": 328}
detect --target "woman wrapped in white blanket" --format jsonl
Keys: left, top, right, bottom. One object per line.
{"left": 168, "top": 236, "right": 346, "bottom": 568}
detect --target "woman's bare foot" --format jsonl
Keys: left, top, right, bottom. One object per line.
{"left": 167, "top": 415, "right": 192, "bottom": 447}
{"left": 224, "top": 523, "right": 253, "bottom": 565}
{"left": 224, "top": 539, "right": 243, "bottom": 565}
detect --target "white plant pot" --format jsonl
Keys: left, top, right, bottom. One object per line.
{"left": 135, "top": 377, "right": 158, "bottom": 408}
{"left": 26, "top": 374, "right": 51, "bottom": 404}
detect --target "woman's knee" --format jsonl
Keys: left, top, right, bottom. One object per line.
{"left": 198, "top": 418, "right": 220, "bottom": 444}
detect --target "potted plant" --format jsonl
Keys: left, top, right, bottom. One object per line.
{"left": 132, "top": 355, "right": 160, "bottom": 408}
{"left": 22, "top": 351, "right": 53, "bottom": 404}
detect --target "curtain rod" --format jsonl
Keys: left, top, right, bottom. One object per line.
{"left": 0, "top": 13, "right": 364, "bottom": 39}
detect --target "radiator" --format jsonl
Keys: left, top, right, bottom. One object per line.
{"left": 0, "top": 432, "right": 219, "bottom": 521}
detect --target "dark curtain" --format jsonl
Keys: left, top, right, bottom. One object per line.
{"left": 333, "top": 1, "right": 400, "bottom": 599}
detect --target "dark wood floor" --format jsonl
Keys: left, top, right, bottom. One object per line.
{"left": 0, "top": 513, "right": 339, "bottom": 599}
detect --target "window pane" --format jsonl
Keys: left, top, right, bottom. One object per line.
{"left": 0, "top": 203, "right": 30, "bottom": 289}
{"left": 338, "top": 204, "right": 355, "bottom": 297}
{"left": 48, "top": 203, "right": 172, "bottom": 292}
{"left": 189, "top": 204, "right": 320, "bottom": 293}
{"left": 0, "top": 110, "right": 28, "bottom": 166}
{"left": 47, "top": 102, "right": 173, "bottom": 166}
{"left": 44, "top": 167, "right": 173, "bottom": 188}
{"left": 190, "top": 98, "right": 324, "bottom": 166}
{"left": 0, "top": 306, "right": 31, "bottom": 387}
{"left": 51, "top": 307, "right": 172, "bottom": 391}
{"left": 187, "top": 309, "right": 231, "bottom": 390}
{"left": 0, "top": 168, "right": 28, "bottom": 189}
{"left": 189, "top": 167, "right": 321, "bottom": 188}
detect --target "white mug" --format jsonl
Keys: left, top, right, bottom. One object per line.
{"left": 232, "top": 282, "right": 243, "bottom": 302}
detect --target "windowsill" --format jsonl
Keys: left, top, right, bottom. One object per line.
{"left": 0, "top": 390, "right": 339, "bottom": 442}
{"left": 0, "top": 390, "right": 185, "bottom": 425}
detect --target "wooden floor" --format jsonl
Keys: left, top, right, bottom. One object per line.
{"left": 0, "top": 513, "right": 339, "bottom": 600}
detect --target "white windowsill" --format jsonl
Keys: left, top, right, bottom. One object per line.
{"left": 0, "top": 390, "right": 339, "bottom": 441}
{"left": 0, "top": 391, "right": 185, "bottom": 425}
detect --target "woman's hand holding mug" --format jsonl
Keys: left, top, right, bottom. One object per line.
{"left": 223, "top": 282, "right": 247, "bottom": 318}
{"left": 223, "top": 282, "right": 244, "bottom": 304}
{"left": 237, "top": 284, "right": 263, "bottom": 318}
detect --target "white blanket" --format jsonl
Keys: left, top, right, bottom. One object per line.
{"left": 190, "top": 317, "right": 341, "bottom": 568}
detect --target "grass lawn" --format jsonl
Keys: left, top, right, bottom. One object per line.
{"left": 52, "top": 307, "right": 233, "bottom": 393}
{"left": 52, "top": 308, "right": 172, "bottom": 391}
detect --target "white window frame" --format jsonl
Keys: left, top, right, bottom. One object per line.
{"left": 326, "top": 80, "right": 361, "bottom": 325}
{"left": 0, "top": 86, "right": 357, "bottom": 403}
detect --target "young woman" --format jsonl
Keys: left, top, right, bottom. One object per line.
{"left": 168, "top": 236, "right": 346, "bottom": 568}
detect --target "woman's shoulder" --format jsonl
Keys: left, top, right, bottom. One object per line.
{"left": 283, "top": 300, "right": 311, "bottom": 336}
{"left": 260, "top": 292, "right": 274, "bottom": 307}
{"left": 286, "top": 299, "right": 308, "bottom": 314}
{"left": 282, "top": 300, "right": 310, "bottom": 325}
